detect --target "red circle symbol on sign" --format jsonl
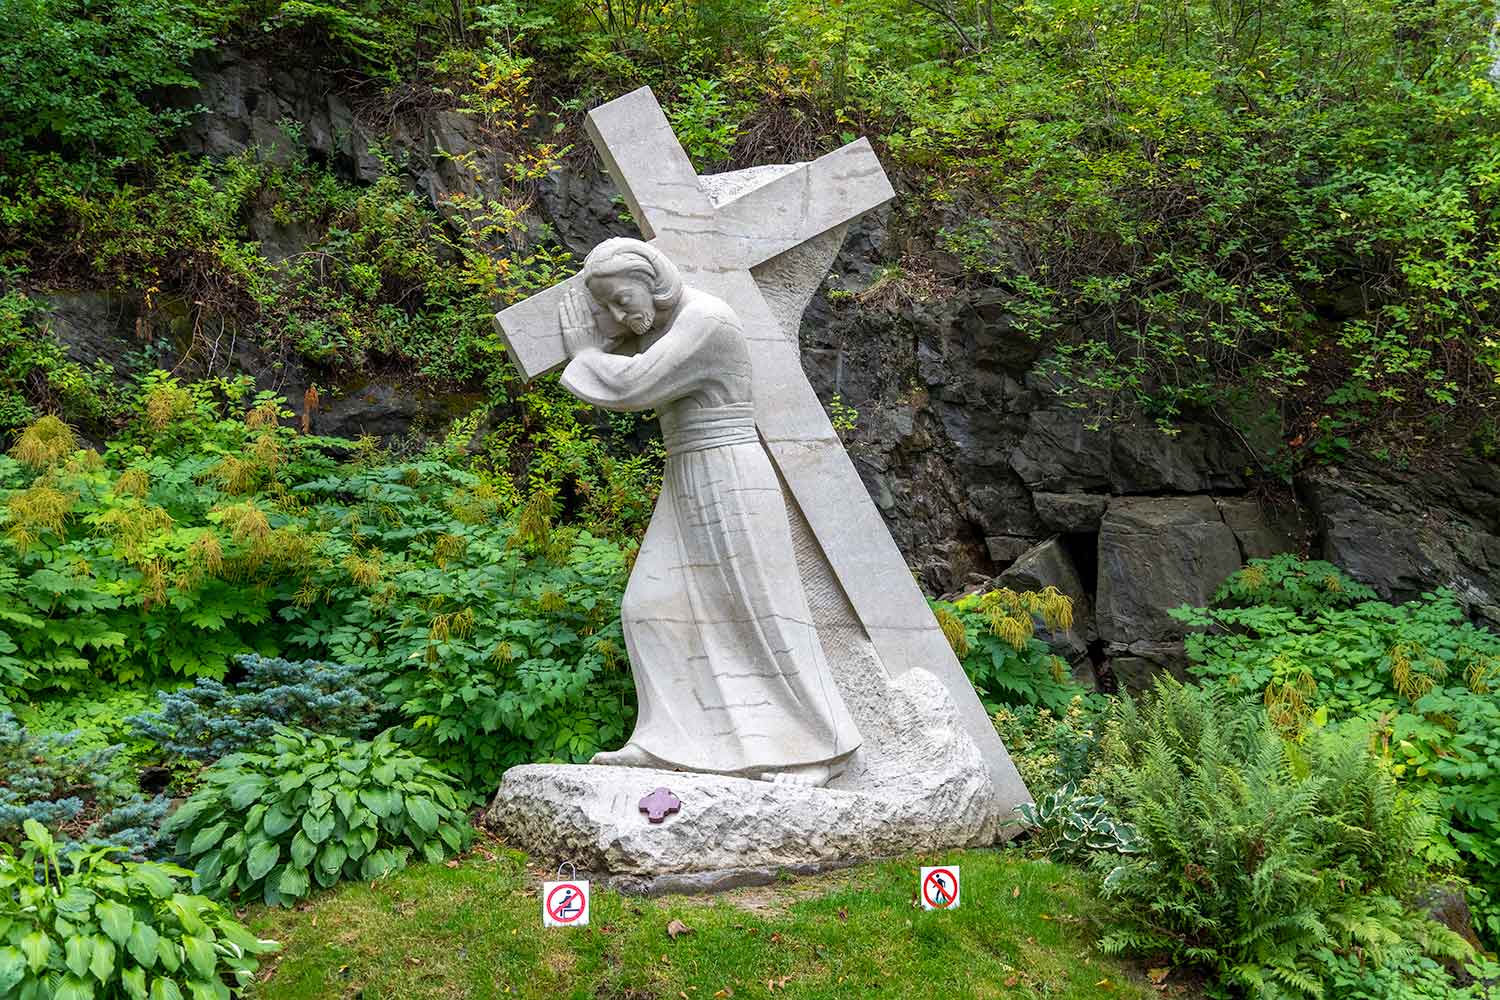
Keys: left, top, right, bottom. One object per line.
{"left": 922, "top": 868, "right": 958, "bottom": 909}
{"left": 546, "top": 883, "right": 586, "bottom": 923}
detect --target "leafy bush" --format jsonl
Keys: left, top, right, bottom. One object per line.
{"left": 277, "top": 461, "right": 636, "bottom": 792}
{"left": 0, "top": 711, "right": 166, "bottom": 858}
{"left": 992, "top": 697, "right": 1108, "bottom": 794}
{"left": 1175, "top": 556, "right": 1500, "bottom": 941}
{"left": 0, "top": 0, "right": 212, "bottom": 160}
{"left": 130, "top": 653, "right": 385, "bottom": 763}
{"left": 1015, "top": 781, "right": 1139, "bottom": 863}
{"left": 0, "top": 819, "right": 277, "bottom": 1000}
{"left": 161, "top": 727, "right": 472, "bottom": 906}
{"left": 762, "top": 0, "right": 1500, "bottom": 449}
{"left": 1094, "top": 676, "right": 1470, "bottom": 999}
{"left": 935, "top": 586, "right": 1084, "bottom": 711}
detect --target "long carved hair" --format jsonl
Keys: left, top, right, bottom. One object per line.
{"left": 581, "top": 237, "right": 684, "bottom": 313}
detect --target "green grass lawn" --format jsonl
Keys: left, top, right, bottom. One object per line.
{"left": 245, "top": 846, "right": 1160, "bottom": 1000}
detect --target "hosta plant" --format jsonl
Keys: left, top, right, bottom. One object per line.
{"left": 161, "top": 727, "right": 471, "bottom": 906}
{"left": 0, "top": 819, "right": 277, "bottom": 1000}
{"left": 1016, "top": 781, "right": 1140, "bottom": 863}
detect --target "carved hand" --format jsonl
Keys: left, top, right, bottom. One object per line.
{"left": 559, "top": 288, "right": 609, "bottom": 358}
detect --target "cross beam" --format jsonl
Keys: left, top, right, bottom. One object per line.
{"left": 496, "top": 88, "right": 893, "bottom": 380}
{"left": 493, "top": 88, "right": 1028, "bottom": 811}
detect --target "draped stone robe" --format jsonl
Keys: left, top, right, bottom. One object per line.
{"left": 561, "top": 288, "right": 861, "bottom": 776}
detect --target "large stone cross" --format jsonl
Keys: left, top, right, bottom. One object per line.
{"left": 494, "top": 88, "right": 1027, "bottom": 812}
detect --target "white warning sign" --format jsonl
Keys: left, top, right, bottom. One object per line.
{"left": 542, "top": 880, "right": 590, "bottom": 927}
{"left": 920, "top": 866, "right": 960, "bottom": 910}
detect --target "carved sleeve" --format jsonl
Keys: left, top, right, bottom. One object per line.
{"left": 559, "top": 318, "right": 720, "bottom": 411}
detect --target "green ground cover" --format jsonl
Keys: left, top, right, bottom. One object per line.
{"left": 245, "top": 848, "right": 1160, "bottom": 1000}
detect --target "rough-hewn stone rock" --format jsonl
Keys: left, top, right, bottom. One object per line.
{"left": 1032, "top": 492, "right": 1108, "bottom": 533}
{"left": 1095, "top": 496, "right": 1243, "bottom": 648}
{"left": 1300, "top": 464, "right": 1500, "bottom": 628}
{"left": 1214, "top": 497, "right": 1300, "bottom": 561}
{"left": 1010, "top": 409, "right": 1248, "bottom": 495}
{"left": 488, "top": 667, "right": 1004, "bottom": 874}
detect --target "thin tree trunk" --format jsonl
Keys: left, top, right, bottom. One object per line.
{"left": 1490, "top": 2, "right": 1500, "bottom": 82}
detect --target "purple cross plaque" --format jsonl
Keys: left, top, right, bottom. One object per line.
{"left": 638, "top": 787, "right": 681, "bottom": 823}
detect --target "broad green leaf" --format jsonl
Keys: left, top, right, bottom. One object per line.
{"left": 128, "top": 922, "right": 160, "bottom": 968}
{"left": 151, "top": 976, "right": 185, "bottom": 1000}
{"left": 156, "top": 936, "right": 181, "bottom": 973}
{"left": 277, "top": 865, "right": 309, "bottom": 899}
{"left": 290, "top": 831, "right": 316, "bottom": 868}
{"left": 96, "top": 900, "right": 133, "bottom": 946}
{"left": 405, "top": 796, "right": 439, "bottom": 834}
{"left": 54, "top": 974, "right": 95, "bottom": 1000}
{"left": 189, "top": 981, "right": 228, "bottom": 1000}
{"left": 183, "top": 935, "right": 216, "bottom": 980}
{"left": 188, "top": 822, "right": 228, "bottom": 857}
{"left": 65, "top": 934, "right": 92, "bottom": 977}
{"left": 223, "top": 779, "right": 268, "bottom": 815}
{"left": 0, "top": 947, "right": 24, "bottom": 994}
{"left": 247, "top": 841, "right": 280, "bottom": 881}
{"left": 129, "top": 866, "right": 177, "bottom": 900}
{"left": 88, "top": 935, "right": 115, "bottom": 983}
{"left": 302, "top": 810, "right": 336, "bottom": 844}
{"left": 262, "top": 805, "right": 296, "bottom": 838}
{"left": 20, "top": 931, "right": 52, "bottom": 973}
{"left": 121, "top": 966, "right": 148, "bottom": 1000}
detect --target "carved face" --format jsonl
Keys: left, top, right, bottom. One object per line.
{"left": 587, "top": 273, "right": 655, "bottom": 337}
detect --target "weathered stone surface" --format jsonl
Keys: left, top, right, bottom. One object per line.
{"left": 1032, "top": 492, "right": 1108, "bottom": 533}
{"left": 490, "top": 90, "right": 1028, "bottom": 870}
{"left": 1300, "top": 464, "right": 1500, "bottom": 628}
{"left": 1010, "top": 409, "right": 1248, "bottom": 495}
{"left": 1095, "top": 496, "right": 1243, "bottom": 647}
{"left": 1214, "top": 497, "right": 1299, "bottom": 561}
{"left": 984, "top": 535, "right": 1037, "bottom": 564}
{"left": 488, "top": 667, "right": 1002, "bottom": 874}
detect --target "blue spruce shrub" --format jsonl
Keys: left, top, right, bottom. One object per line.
{"left": 130, "top": 653, "right": 384, "bottom": 762}
{"left": 0, "top": 711, "right": 167, "bottom": 857}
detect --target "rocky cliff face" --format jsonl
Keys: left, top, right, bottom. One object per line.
{"left": 36, "top": 50, "right": 1500, "bottom": 688}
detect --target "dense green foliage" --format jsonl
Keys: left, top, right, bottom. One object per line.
{"left": 160, "top": 727, "right": 471, "bottom": 907}
{"left": 1175, "top": 555, "right": 1500, "bottom": 941}
{"left": 935, "top": 586, "right": 1086, "bottom": 711}
{"left": 1094, "top": 677, "right": 1473, "bottom": 1000}
{"left": 1, "top": 0, "right": 1494, "bottom": 460}
{"left": 0, "top": 384, "right": 637, "bottom": 788}
{"left": 1, "top": 819, "right": 277, "bottom": 1000}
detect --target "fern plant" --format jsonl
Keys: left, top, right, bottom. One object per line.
{"left": 161, "top": 727, "right": 471, "bottom": 906}
{"left": 1174, "top": 556, "right": 1500, "bottom": 942}
{"left": 1094, "top": 676, "right": 1471, "bottom": 999}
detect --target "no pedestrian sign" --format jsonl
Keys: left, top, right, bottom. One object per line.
{"left": 920, "top": 866, "right": 960, "bottom": 910}
{"left": 542, "top": 880, "right": 590, "bottom": 927}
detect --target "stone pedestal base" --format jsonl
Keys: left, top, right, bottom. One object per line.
{"left": 486, "top": 668, "right": 1010, "bottom": 875}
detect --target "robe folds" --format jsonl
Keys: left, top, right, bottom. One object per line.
{"left": 561, "top": 290, "right": 861, "bottom": 776}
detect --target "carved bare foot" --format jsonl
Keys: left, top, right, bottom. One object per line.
{"left": 590, "top": 743, "right": 662, "bottom": 768}
{"left": 758, "top": 763, "right": 833, "bottom": 788}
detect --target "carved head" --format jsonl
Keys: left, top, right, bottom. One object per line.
{"left": 581, "top": 238, "right": 683, "bottom": 337}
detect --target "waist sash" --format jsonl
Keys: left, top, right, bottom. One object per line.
{"left": 662, "top": 402, "right": 758, "bottom": 456}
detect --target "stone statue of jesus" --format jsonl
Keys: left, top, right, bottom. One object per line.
{"left": 557, "top": 237, "right": 861, "bottom": 787}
